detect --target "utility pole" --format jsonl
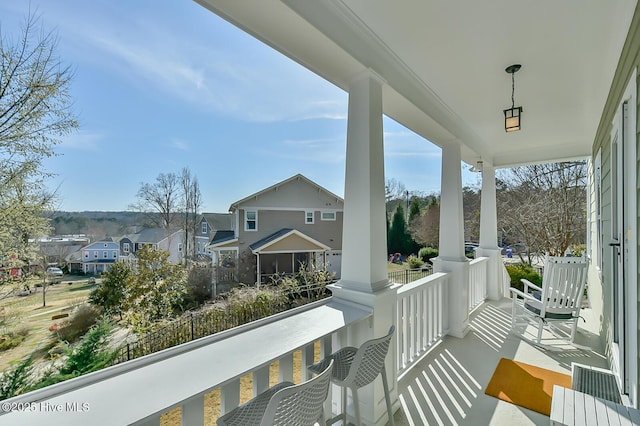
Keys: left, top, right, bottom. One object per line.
{"left": 405, "top": 190, "right": 410, "bottom": 222}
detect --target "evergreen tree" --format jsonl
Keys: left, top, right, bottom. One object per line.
{"left": 388, "top": 204, "right": 412, "bottom": 254}
{"left": 89, "top": 261, "right": 132, "bottom": 320}
{"left": 408, "top": 199, "right": 421, "bottom": 224}
{"left": 125, "top": 246, "right": 188, "bottom": 327}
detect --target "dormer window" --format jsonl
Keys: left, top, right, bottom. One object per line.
{"left": 202, "top": 222, "right": 207, "bottom": 234}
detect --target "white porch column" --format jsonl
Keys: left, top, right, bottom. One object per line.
{"left": 328, "top": 69, "right": 399, "bottom": 426}
{"left": 433, "top": 141, "right": 470, "bottom": 338}
{"left": 256, "top": 253, "right": 261, "bottom": 287}
{"left": 476, "top": 164, "right": 504, "bottom": 300}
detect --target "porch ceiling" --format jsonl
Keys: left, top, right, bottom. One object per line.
{"left": 195, "top": 0, "right": 637, "bottom": 168}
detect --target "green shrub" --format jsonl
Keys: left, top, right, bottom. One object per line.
{"left": 0, "top": 327, "right": 29, "bottom": 352}
{"left": 418, "top": 247, "right": 439, "bottom": 264}
{"left": 506, "top": 263, "right": 542, "bottom": 292}
{"left": 31, "top": 320, "right": 116, "bottom": 391}
{"left": 407, "top": 255, "right": 425, "bottom": 269}
{"left": 0, "top": 357, "right": 33, "bottom": 399}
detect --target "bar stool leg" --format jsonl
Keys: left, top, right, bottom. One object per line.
{"left": 352, "top": 387, "right": 361, "bottom": 426}
{"left": 381, "top": 367, "right": 395, "bottom": 426}
{"left": 342, "top": 384, "right": 348, "bottom": 423}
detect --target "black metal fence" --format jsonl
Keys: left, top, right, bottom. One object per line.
{"left": 113, "top": 282, "right": 332, "bottom": 365}
{"left": 388, "top": 267, "right": 433, "bottom": 284}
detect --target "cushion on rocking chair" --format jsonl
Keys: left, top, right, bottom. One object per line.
{"left": 524, "top": 291, "right": 575, "bottom": 320}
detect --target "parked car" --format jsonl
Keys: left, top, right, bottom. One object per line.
{"left": 464, "top": 242, "right": 479, "bottom": 254}
{"left": 46, "top": 267, "right": 64, "bottom": 277}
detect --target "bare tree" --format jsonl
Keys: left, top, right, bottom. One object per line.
{"left": 497, "top": 161, "right": 587, "bottom": 263}
{"left": 180, "top": 167, "right": 202, "bottom": 264}
{"left": 385, "top": 178, "right": 407, "bottom": 202}
{"left": 131, "top": 172, "right": 182, "bottom": 233}
{"left": 409, "top": 200, "right": 440, "bottom": 248}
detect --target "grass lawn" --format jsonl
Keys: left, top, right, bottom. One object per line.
{"left": 0, "top": 275, "right": 99, "bottom": 372}
{"left": 387, "top": 261, "right": 408, "bottom": 272}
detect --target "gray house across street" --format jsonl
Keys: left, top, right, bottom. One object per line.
{"left": 207, "top": 174, "right": 343, "bottom": 285}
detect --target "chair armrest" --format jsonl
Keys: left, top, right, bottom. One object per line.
{"left": 520, "top": 278, "right": 542, "bottom": 293}
{"left": 510, "top": 287, "right": 537, "bottom": 301}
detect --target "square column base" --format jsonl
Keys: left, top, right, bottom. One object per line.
{"left": 476, "top": 247, "right": 505, "bottom": 300}
{"left": 432, "top": 257, "right": 470, "bottom": 338}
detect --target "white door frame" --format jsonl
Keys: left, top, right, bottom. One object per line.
{"left": 610, "top": 69, "right": 637, "bottom": 406}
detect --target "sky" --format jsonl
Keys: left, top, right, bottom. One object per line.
{"left": 1, "top": 0, "right": 480, "bottom": 213}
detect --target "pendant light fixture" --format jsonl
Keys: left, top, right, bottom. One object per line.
{"left": 504, "top": 64, "right": 522, "bottom": 132}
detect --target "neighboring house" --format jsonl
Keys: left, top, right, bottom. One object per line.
{"left": 207, "top": 174, "right": 343, "bottom": 285}
{"left": 195, "top": 213, "right": 234, "bottom": 262}
{"left": 118, "top": 228, "right": 185, "bottom": 265}
{"left": 34, "top": 235, "right": 90, "bottom": 268}
{"left": 80, "top": 239, "right": 119, "bottom": 275}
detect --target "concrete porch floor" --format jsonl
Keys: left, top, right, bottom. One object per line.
{"left": 393, "top": 298, "right": 608, "bottom": 426}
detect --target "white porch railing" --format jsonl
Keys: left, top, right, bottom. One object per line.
{"left": 0, "top": 299, "right": 371, "bottom": 426}
{"left": 469, "top": 257, "right": 489, "bottom": 312}
{"left": 396, "top": 272, "right": 449, "bottom": 375}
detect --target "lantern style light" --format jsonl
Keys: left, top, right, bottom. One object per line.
{"left": 504, "top": 64, "right": 522, "bottom": 132}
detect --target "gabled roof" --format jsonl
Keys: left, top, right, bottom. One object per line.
{"left": 229, "top": 174, "right": 343, "bottom": 211}
{"left": 207, "top": 230, "right": 238, "bottom": 249}
{"left": 119, "top": 228, "right": 181, "bottom": 244}
{"left": 201, "top": 213, "right": 234, "bottom": 231}
{"left": 249, "top": 228, "right": 331, "bottom": 253}
{"left": 210, "top": 230, "right": 235, "bottom": 245}
{"left": 83, "top": 240, "right": 118, "bottom": 249}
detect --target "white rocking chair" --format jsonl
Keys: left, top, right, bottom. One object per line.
{"left": 510, "top": 256, "right": 589, "bottom": 350}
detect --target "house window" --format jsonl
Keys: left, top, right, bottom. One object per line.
{"left": 202, "top": 222, "right": 207, "bottom": 234}
{"left": 123, "top": 243, "right": 130, "bottom": 253}
{"left": 305, "top": 211, "right": 314, "bottom": 224}
{"left": 84, "top": 252, "right": 89, "bottom": 259}
{"left": 113, "top": 251, "right": 117, "bottom": 258}
{"left": 178, "top": 243, "right": 183, "bottom": 253}
{"left": 94, "top": 251, "right": 98, "bottom": 259}
{"left": 321, "top": 212, "right": 336, "bottom": 221}
{"left": 245, "top": 210, "right": 257, "bottom": 231}
{"left": 103, "top": 251, "right": 108, "bottom": 258}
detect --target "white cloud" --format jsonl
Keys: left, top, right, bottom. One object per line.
{"left": 170, "top": 139, "right": 190, "bottom": 151}
{"left": 270, "top": 137, "right": 346, "bottom": 164}
{"left": 384, "top": 130, "right": 441, "bottom": 158}
{"left": 50, "top": 3, "right": 348, "bottom": 124}
{"left": 59, "top": 131, "right": 104, "bottom": 151}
